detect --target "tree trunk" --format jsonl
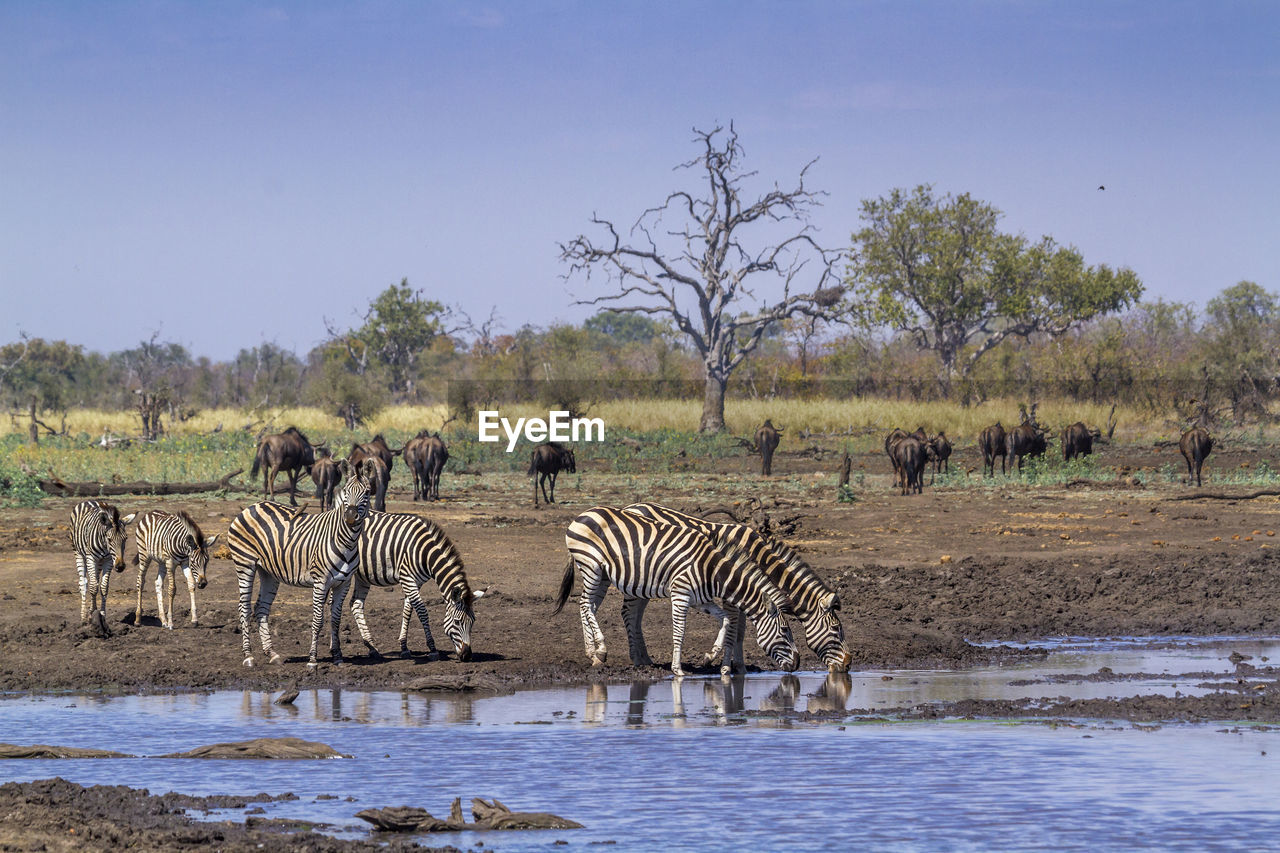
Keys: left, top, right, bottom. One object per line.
{"left": 699, "top": 373, "right": 727, "bottom": 433}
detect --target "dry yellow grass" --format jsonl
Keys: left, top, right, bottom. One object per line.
{"left": 1, "top": 398, "right": 1167, "bottom": 442}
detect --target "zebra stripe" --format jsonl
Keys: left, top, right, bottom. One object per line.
{"left": 554, "top": 506, "right": 799, "bottom": 676}
{"left": 225, "top": 472, "right": 371, "bottom": 669}
{"left": 348, "top": 511, "right": 477, "bottom": 661}
{"left": 624, "top": 502, "right": 851, "bottom": 672}
{"left": 68, "top": 500, "right": 136, "bottom": 625}
{"left": 132, "top": 510, "right": 218, "bottom": 629}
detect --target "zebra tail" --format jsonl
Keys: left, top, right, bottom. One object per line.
{"left": 552, "top": 556, "right": 576, "bottom": 615}
{"left": 250, "top": 444, "right": 262, "bottom": 478}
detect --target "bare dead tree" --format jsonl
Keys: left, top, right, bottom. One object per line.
{"left": 560, "top": 123, "right": 845, "bottom": 432}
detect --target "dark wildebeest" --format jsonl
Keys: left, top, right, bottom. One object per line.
{"left": 1180, "top": 427, "right": 1213, "bottom": 487}
{"left": 928, "top": 432, "right": 952, "bottom": 482}
{"left": 361, "top": 456, "right": 390, "bottom": 512}
{"left": 891, "top": 434, "right": 927, "bottom": 495}
{"left": 349, "top": 434, "right": 401, "bottom": 476}
{"left": 251, "top": 426, "right": 320, "bottom": 506}
{"left": 529, "top": 442, "right": 575, "bottom": 506}
{"left": 310, "top": 449, "right": 342, "bottom": 511}
{"left": 1062, "top": 422, "right": 1101, "bottom": 462}
{"left": 979, "top": 422, "right": 1008, "bottom": 477}
{"left": 756, "top": 420, "right": 781, "bottom": 476}
{"left": 1007, "top": 422, "right": 1048, "bottom": 473}
{"left": 418, "top": 434, "right": 448, "bottom": 501}
{"left": 884, "top": 428, "right": 909, "bottom": 490}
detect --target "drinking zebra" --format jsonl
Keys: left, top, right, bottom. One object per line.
{"left": 225, "top": 463, "right": 371, "bottom": 669}
{"left": 346, "top": 512, "right": 483, "bottom": 661}
{"left": 624, "top": 502, "right": 851, "bottom": 672}
{"left": 554, "top": 506, "right": 799, "bottom": 676}
{"left": 68, "top": 500, "right": 136, "bottom": 625}
{"left": 131, "top": 510, "right": 218, "bottom": 629}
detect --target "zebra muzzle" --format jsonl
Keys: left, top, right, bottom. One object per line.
{"left": 457, "top": 643, "right": 472, "bottom": 662}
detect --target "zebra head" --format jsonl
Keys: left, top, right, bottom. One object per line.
{"left": 176, "top": 511, "right": 215, "bottom": 589}
{"left": 750, "top": 571, "right": 799, "bottom": 672}
{"left": 804, "top": 592, "right": 852, "bottom": 672}
{"left": 444, "top": 587, "right": 484, "bottom": 661}
{"left": 99, "top": 505, "right": 137, "bottom": 573}
{"left": 335, "top": 461, "right": 371, "bottom": 527}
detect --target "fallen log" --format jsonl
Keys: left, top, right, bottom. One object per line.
{"left": 1167, "top": 489, "right": 1280, "bottom": 502}
{"left": 35, "top": 468, "right": 245, "bottom": 497}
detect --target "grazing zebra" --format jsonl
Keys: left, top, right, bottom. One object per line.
{"left": 624, "top": 502, "right": 851, "bottom": 672}
{"left": 554, "top": 506, "right": 799, "bottom": 676}
{"left": 225, "top": 463, "right": 371, "bottom": 669}
{"left": 68, "top": 500, "right": 136, "bottom": 624}
{"left": 347, "top": 512, "right": 484, "bottom": 661}
{"left": 132, "top": 510, "right": 218, "bottom": 629}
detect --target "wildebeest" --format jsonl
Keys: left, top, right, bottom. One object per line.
{"left": 361, "top": 456, "right": 390, "bottom": 512}
{"left": 1062, "top": 422, "right": 1101, "bottom": 462}
{"left": 1007, "top": 422, "right": 1048, "bottom": 473}
{"left": 884, "top": 428, "right": 908, "bottom": 489}
{"left": 1180, "top": 427, "right": 1213, "bottom": 487}
{"left": 979, "top": 422, "right": 1008, "bottom": 477}
{"left": 756, "top": 420, "right": 781, "bottom": 476}
{"left": 928, "top": 432, "right": 952, "bottom": 481}
{"left": 529, "top": 442, "right": 575, "bottom": 506}
{"left": 890, "top": 434, "right": 927, "bottom": 495}
{"left": 349, "top": 434, "right": 401, "bottom": 476}
{"left": 311, "top": 449, "right": 342, "bottom": 511}
{"left": 251, "top": 426, "right": 321, "bottom": 506}
{"left": 404, "top": 431, "right": 448, "bottom": 502}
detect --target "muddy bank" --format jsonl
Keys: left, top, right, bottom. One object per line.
{"left": 0, "top": 777, "right": 464, "bottom": 852}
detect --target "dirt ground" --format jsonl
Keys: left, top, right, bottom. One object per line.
{"left": 3, "top": 441, "right": 1280, "bottom": 849}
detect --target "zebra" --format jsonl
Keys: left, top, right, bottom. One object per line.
{"left": 225, "top": 462, "right": 371, "bottom": 669}
{"left": 68, "top": 500, "right": 136, "bottom": 625}
{"left": 346, "top": 512, "right": 485, "bottom": 661}
{"left": 131, "top": 510, "right": 218, "bottom": 629}
{"left": 624, "top": 502, "right": 852, "bottom": 672}
{"left": 554, "top": 506, "right": 799, "bottom": 677}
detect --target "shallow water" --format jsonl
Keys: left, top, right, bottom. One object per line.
{"left": 3, "top": 637, "right": 1279, "bottom": 851}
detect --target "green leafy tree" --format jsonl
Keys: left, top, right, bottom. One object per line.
{"left": 305, "top": 341, "right": 388, "bottom": 430}
{"left": 582, "top": 310, "right": 670, "bottom": 345}
{"left": 346, "top": 279, "right": 446, "bottom": 399}
{"left": 1202, "top": 280, "right": 1280, "bottom": 417}
{"left": 0, "top": 338, "right": 85, "bottom": 442}
{"left": 848, "top": 185, "right": 1143, "bottom": 394}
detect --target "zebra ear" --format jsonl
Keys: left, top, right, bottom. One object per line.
{"left": 205, "top": 534, "right": 218, "bottom": 549}
{"left": 121, "top": 513, "right": 136, "bottom": 525}
{"left": 821, "top": 592, "right": 839, "bottom": 612}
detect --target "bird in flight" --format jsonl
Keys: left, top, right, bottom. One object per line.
{"left": 1097, "top": 185, "right": 1106, "bottom": 191}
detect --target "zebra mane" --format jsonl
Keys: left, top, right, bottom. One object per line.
{"left": 171, "top": 509, "right": 204, "bottom": 546}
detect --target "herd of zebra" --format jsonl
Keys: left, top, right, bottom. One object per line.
{"left": 66, "top": 457, "right": 850, "bottom": 677}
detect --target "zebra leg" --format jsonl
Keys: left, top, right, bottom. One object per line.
{"left": 324, "top": 578, "right": 350, "bottom": 668}
{"left": 76, "top": 554, "right": 89, "bottom": 624}
{"left": 154, "top": 562, "right": 169, "bottom": 629}
{"left": 578, "top": 567, "right": 609, "bottom": 665}
{"left": 730, "top": 609, "right": 748, "bottom": 673}
{"left": 92, "top": 556, "right": 110, "bottom": 618}
{"left": 349, "top": 579, "right": 383, "bottom": 658}
{"left": 134, "top": 552, "right": 149, "bottom": 626}
{"left": 401, "top": 579, "right": 438, "bottom": 660}
{"left": 670, "top": 592, "right": 691, "bottom": 677}
{"left": 165, "top": 559, "right": 179, "bottom": 630}
{"left": 254, "top": 573, "right": 283, "bottom": 665}
{"left": 620, "top": 596, "right": 653, "bottom": 667}
{"left": 700, "top": 611, "right": 731, "bottom": 668}
{"left": 182, "top": 563, "right": 198, "bottom": 626}
{"left": 237, "top": 566, "right": 256, "bottom": 666}
{"left": 695, "top": 602, "right": 735, "bottom": 676}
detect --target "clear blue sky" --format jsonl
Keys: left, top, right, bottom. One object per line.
{"left": 2, "top": 1, "right": 1276, "bottom": 360}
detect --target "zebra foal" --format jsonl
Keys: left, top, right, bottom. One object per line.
{"left": 624, "top": 502, "right": 851, "bottom": 672}
{"left": 68, "top": 500, "right": 136, "bottom": 625}
{"left": 347, "top": 512, "right": 484, "bottom": 661}
{"left": 555, "top": 506, "right": 799, "bottom": 676}
{"left": 132, "top": 510, "right": 218, "bottom": 629}
{"left": 226, "top": 462, "right": 371, "bottom": 669}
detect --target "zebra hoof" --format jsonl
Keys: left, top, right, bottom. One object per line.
{"left": 306, "top": 661, "right": 318, "bottom": 671}
{"left": 243, "top": 658, "right": 255, "bottom": 668}
{"left": 269, "top": 653, "right": 284, "bottom": 665}
{"left": 699, "top": 653, "right": 718, "bottom": 667}
{"left": 720, "top": 665, "right": 733, "bottom": 677}
{"left": 590, "top": 657, "right": 605, "bottom": 667}
{"left": 671, "top": 667, "right": 685, "bottom": 678}
{"left": 398, "top": 650, "right": 412, "bottom": 660}
{"left": 424, "top": 651, "right": 441, "bottom": 662}
{"left": 191, "top": 620, "right": 199, "bottom": 627}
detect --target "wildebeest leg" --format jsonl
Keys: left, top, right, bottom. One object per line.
{"left": 533, "top": 473, "right": 541, "bottom": 507}
{"left": 286, "top": 468, "right": 299, "bottom": 507}
{"left": 547, "top": 471, "right": 558, "bottom": 503}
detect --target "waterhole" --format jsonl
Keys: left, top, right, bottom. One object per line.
{"left": 3, "top": 637, "right": 1279, "bottom": 851}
